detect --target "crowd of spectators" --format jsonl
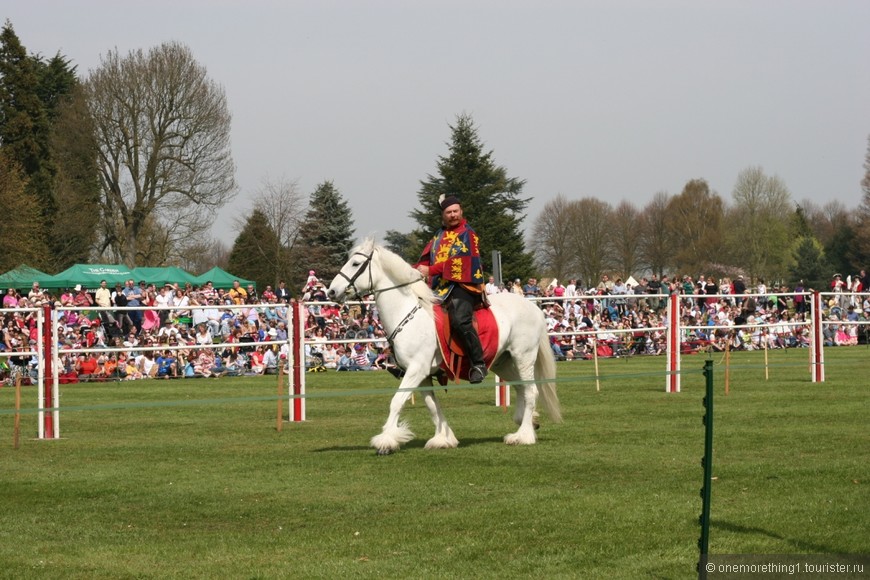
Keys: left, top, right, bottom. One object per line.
{"left": 508, "top": 271, "right": 870, "bottom": 361}
{"left": 2, "top": 267, "right": 869, "bottom": 384}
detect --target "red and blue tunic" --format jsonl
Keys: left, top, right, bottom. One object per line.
{"left": 416, "top": 219, "right": 485, "bottom": 299}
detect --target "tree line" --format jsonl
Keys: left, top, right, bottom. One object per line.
{"left": 529, "top": 155, "right": 870, "bottom": 292}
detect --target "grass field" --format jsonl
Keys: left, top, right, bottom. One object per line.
{"left": 1, "top": 348, "right": 868, "bottom": 579}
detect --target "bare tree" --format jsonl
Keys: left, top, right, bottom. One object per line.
{"left": 85, "top": 42, "right": 236, "bottom": 266}
{"left": 638, "top": 191, "right": 674, "bottom": 277}
{"left": 725, "top": 166, "right": 792, "bottom": 281}
{"left": 667, "top": 179, "right": 724, "bottom": 276}
{"left": 570, "top": 198, "right": 614, "bottom": 288}
{"left": 530, "top": 194, "right": 580, "bottom": 281}
{"left": 609, "top": 200, "right": 642, "bottom": 279}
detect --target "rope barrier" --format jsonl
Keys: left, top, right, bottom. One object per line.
{"left": 1, "top": 366, "right": 707, "bottom": 417}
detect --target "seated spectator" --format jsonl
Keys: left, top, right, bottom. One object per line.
{"left": 249, "top": 346, "right": 265, "bottom": 374}
{"left": 98, "top": 353, "right": 122, "bottom": 380}
{"left": 336, "top": 347, "right": 356, "bottom": 371}
{"left": 157, "top": 319, "right": 180, "bottom": 340}
{"left": 263, "top": 346, "right": 279, "bottom": 374}
{"left": 155, "top": 350, "right": 178, "bottom": 379}
{"left": 194, "top": 323, "right": 213, "bottom": 345}
{"left": 225, "top": 353, "right": 244, "bottom": 376}
{"left": 261, "top": 285, "right": 277, "bottom": 303}
{"left": 136, "top": 351, "right": 159, "bottom": 378}
{"left": 75, "top": 352, "right": 101, "bottom": 381}
{"left": 352, "top": 344, "right": 373, "bottom": 370}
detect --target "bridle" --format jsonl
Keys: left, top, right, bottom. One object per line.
{"left": 335, "top": 248, "right": 425, "bottom": 300}
{"left": 334, "top": 247, "right": 426, "bottom": 344}
{"left": 334, "top": 250, "right": 375, "bottom": 301}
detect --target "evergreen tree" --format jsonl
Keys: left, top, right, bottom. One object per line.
{"left": 0, "top": 22, "right": 98, "bottom": 269}
{"left": 227, "top": 209, "right": 281, "bottom": 291}
{"left": 825, "top": 224, "right": 857, "bottom": 279}
{"left": 411, "top": 114, "right": 534, "bottom": 281}
{"left": 47, "top": 82, "right": 101, "bottom": 268}
{"left": 0, "top": 153, "right": 49, "bottom": 270}
{"left": 790, "top": 205, "right": 815, "bottom": 239}
{"left": 383, "top": 229, "right": 422, "bottom": 263}
{"left": 297, "top": 181, "right": 355, "bottom": 285}
{"left": 788, "top": 236, "right": 828, "bottom": 291}
{"left": 0, "top": 21, "right": 50, "bottom": 182}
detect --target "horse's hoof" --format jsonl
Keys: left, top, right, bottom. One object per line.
{"left": 376, "top": 448, "right": 394, "bottom": 456}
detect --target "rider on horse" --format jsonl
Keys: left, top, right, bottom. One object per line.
{"left": 415, "top": 194, "right": 489, "bottom": 384}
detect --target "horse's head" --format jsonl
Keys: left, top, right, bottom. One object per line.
{"left": 327, "top": 239, "right": 377, "bottom": 303}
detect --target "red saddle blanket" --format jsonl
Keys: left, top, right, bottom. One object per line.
{"left": 433, "top": 306, "right": 499, "bottom": 383}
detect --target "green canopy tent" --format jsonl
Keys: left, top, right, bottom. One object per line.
{"left": 39, "top": 264, "right": 133, "bottom": 290}
{"left": 131, "top": 266, "right": 199, "bottom": 288}
{"left": 0, "top": 264, "right": 51, "bottom": 290}
{"left": 194, "top": 266, "right": 256, "bottom": 290}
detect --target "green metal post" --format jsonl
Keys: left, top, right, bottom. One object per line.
{"left": 698, "top": 360, "right": 714, "bottom": 578}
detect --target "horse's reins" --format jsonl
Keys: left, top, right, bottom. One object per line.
{"left": 336, "top": 248, "right": 424, "bottom": 344}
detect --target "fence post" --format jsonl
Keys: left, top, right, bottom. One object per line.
{"left": 810, "top": 291, "right": 825, "bottom": 383}
{"left": 697, "top": 360, "right": 714, "bottom": 578}
{"left": 289, "top": 300, "right": 306, "bottom": 422}
{"left": 494, "top": 376, "right": 510, "bottom": 409}
{"left": 666, "top": 293, "right": 681, "bottom": 392}
{"left": 39, "top": 304, "right": 58, "bottom": 439}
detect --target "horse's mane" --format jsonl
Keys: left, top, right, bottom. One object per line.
{"left": 357, "top": 238, "right": 437, "bottom": 310}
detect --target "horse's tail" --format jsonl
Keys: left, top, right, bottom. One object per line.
{"left": 536, "top": 332, "right": 562, "bottom": 423}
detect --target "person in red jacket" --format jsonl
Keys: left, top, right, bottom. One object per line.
{"left": 415, "top": 194, "right": 488, "bottom": 383}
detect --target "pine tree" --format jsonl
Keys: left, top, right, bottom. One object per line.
{"left": 227, "top": 209, "right": 282, "bottom": 291}
{"left": 383, "top": 229, "right": 423, "bottom": 263}
{"left": 411, "top": 114, "right": 534, "bottom": 282}
{"left": 788, "top": 236, "right": 828, "bottom": 291}
{"left": 0, "top": 22, "right": 98, "bottom": 269}
{"left": 0, "top": 153, "right": 49, "bottom": 270}
{"left": 297, "top": 181, "right": 355, "bottom": 284}
{"left": 0, "top": 21, "right": 50, "bottom": 180}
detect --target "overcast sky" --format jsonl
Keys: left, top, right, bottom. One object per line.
{"left": 6, "top": 1, "right": 870, "bottom": 245}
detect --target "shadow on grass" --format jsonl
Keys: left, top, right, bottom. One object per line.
{"left": 712, "top": 520, "right": 841, "bottom": 554}
{"left": 311, "top": 435, "right": 506, "bottom": 454}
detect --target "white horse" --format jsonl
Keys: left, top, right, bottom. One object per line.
{"left": 327, "top": 238, "right": 561, "bottom": 454}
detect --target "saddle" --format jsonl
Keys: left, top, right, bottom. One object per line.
{"left": 433, "top": 304, "right": 498, "bottom": 384}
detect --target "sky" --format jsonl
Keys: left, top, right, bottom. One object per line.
{"left": 5, "top": 0, "right": 870, "bottom": 245}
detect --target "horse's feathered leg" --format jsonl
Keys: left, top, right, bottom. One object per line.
{"left": 501, "top": 360, "right": 539, "bottom": 445}
{"left": 421, "top": 379, "right": 459, "bottom": 449}
{"left": 370, "top": 372, "right": 425, "bottom": 454}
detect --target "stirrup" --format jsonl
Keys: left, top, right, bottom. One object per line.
{"left": 469, "top": 365, "right": 487, "bottom": 384}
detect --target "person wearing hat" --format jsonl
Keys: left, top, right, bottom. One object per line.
{"left": 305, "top": 270, "right": 319, "bottom": 291}
{"left": 415, "top": 194, "right": 488, "bottom": 383}
{"left": 72, "top": 284, "right": 94, "bottom": 308}
{"left": 831, "top": 273, "right": 848, "bottom": 311}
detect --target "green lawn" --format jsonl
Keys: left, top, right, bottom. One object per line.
{"left": 1, "top": 348, "right": 867, "bottom": 579}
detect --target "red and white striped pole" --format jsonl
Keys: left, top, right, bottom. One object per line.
{"left": 289, "top": 300, "right": 306, "bottom": 421}
{"left": 666, "top": 293, "right": 681, "bottom": 393}
{"left": 39, "top": 304, "right": 59, "bottom": 439}
{"left": 494, "top": 376, "right": 510, "bottom": 408}
{"left": 810, "top": 291, "right": 825, "bottom": 383}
